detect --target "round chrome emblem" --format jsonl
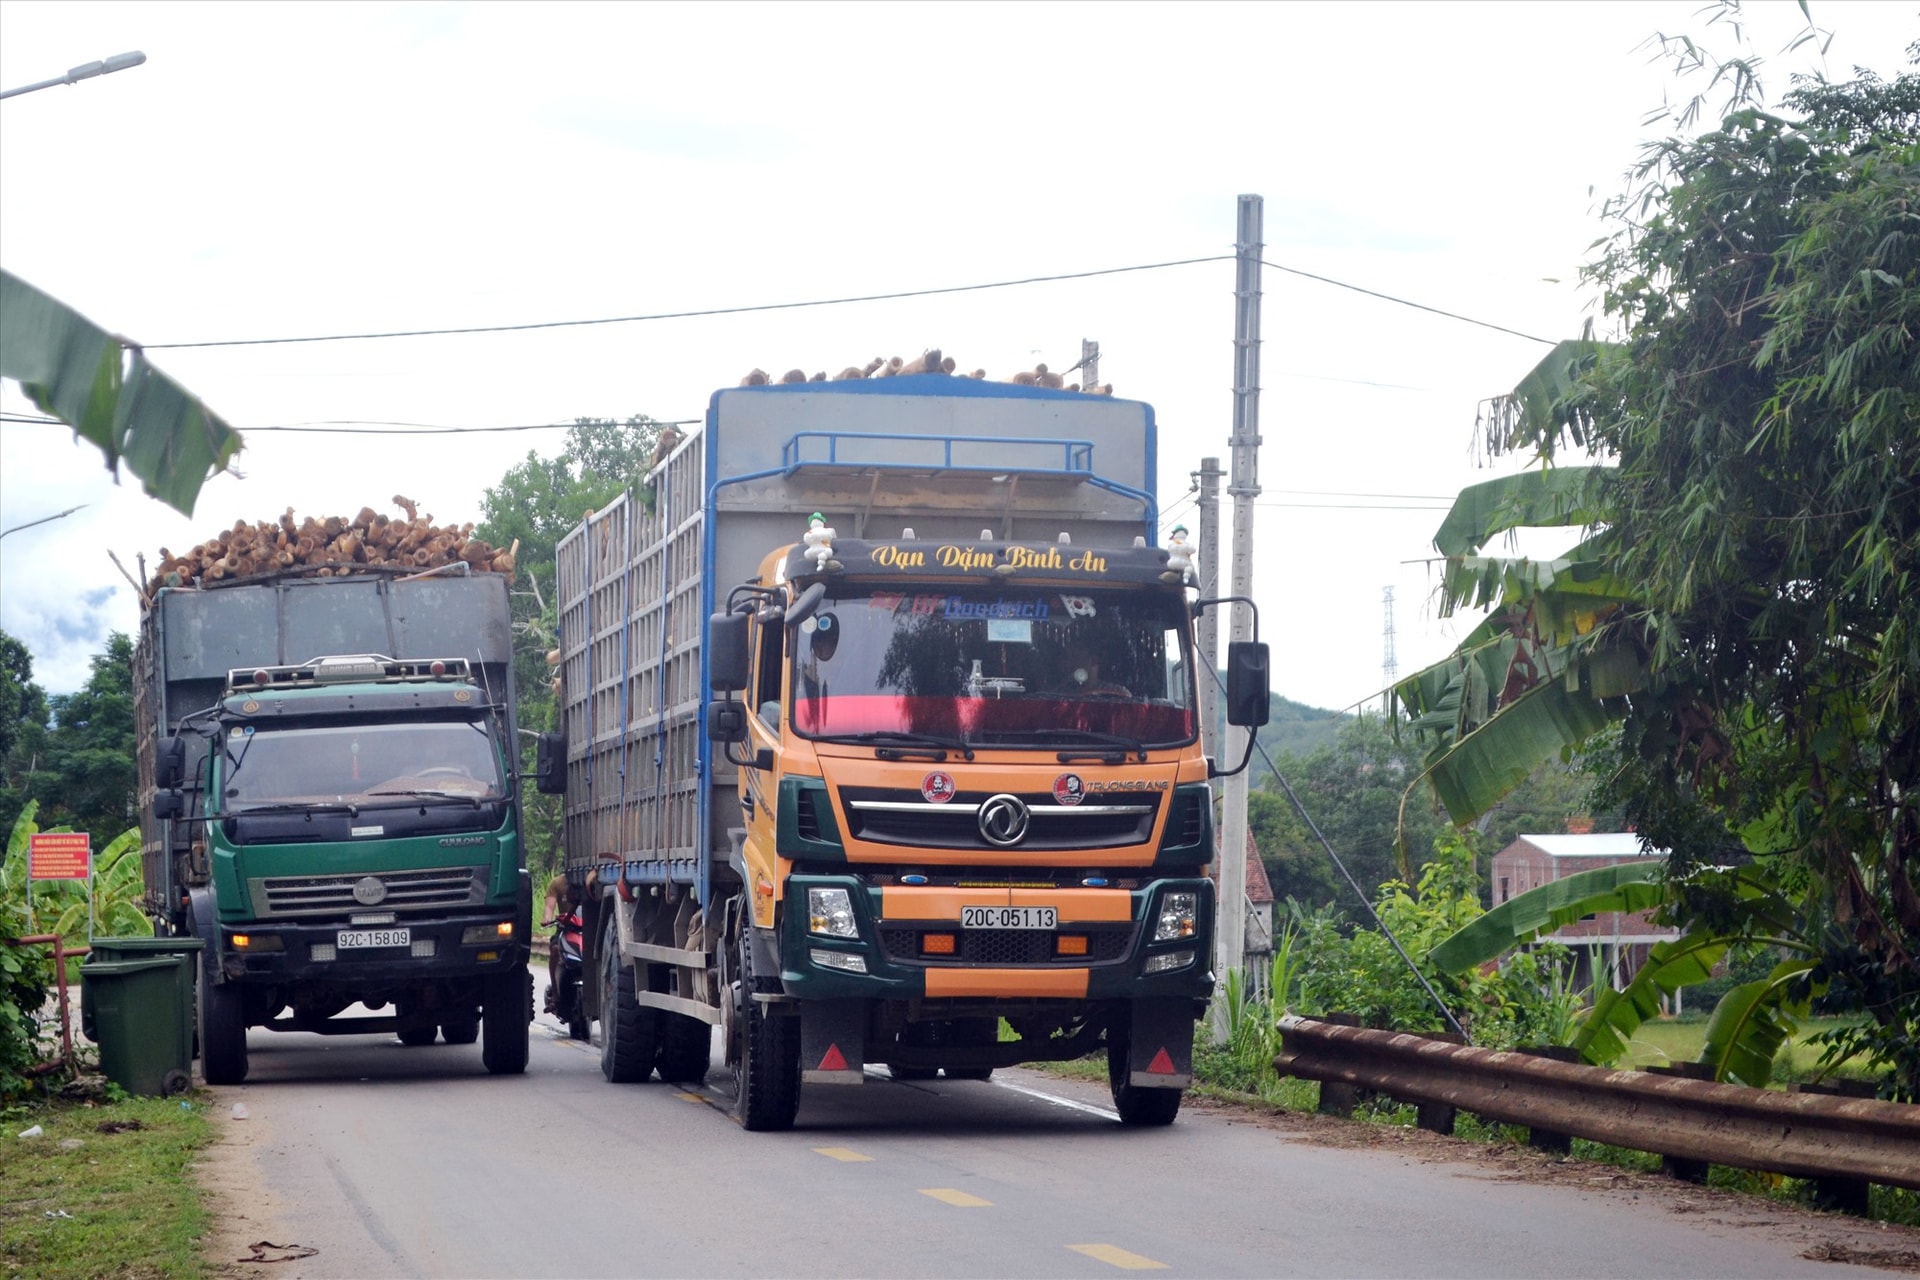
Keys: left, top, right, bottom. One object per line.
{"left": 351, "top": 876, "right": 388, "bottom": 906}
{"left": 977, "top": 793, "right": 1030, "bottom": 848}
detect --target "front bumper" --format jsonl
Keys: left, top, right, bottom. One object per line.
{"left": 215, "top": 910, "right": 527, "bottom": 985}
{"left": 778, "top": 874, "right": 1215, "bottom": 1003}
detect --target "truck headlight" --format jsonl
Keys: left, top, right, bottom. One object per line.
{"left": 1152, "top": 891, "right": 1198, "bottom": 941}
{"left": 808, "top": 887, "right": 859, "bottom": 939}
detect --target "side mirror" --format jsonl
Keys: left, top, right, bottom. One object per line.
{"left": 1225, "top": 641, "right": 1271, "bottom": 727}
{"left": 786, "top": 582, "right": 827, "bottom": 628}
{"left": 152, "top": 789, "right": 184, "bottom": 821}
{"left": 709, "top": 612, "right": 750, "bottom": 694}
{"left": 707, "top": 701, "right": 748, "bottom": 744}
{"left": 535, "top": 731, "right": 567, "bottom": 795}
{"left": 157, "top": 735, "right": 186, "bottom": 789}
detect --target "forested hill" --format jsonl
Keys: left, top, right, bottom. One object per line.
{"left": 1209, "top": 683, "right": 1349, "bottom": 758}
{"left": 1257, "top": 694, "right": 1349, "bottom": 757}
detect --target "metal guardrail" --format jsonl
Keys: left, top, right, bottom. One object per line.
{"left": 1274, "top": 1015, "right": 1920, "bottom": 1194}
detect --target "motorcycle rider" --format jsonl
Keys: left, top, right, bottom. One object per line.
{"left": 541, "top": 870, "right": 574, "bottom": 1015}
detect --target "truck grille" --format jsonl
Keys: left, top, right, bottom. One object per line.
{"left": 878, "top": 926, "right": 1134, "bottom": 966}
{"left": 841, "top": 787, "right": 1158, "bottom": 852}
{"left": 250, "top": 866, "right": 485, "bottom": 918}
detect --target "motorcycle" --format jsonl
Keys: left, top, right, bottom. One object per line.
{"left": 544, "top": 907, "right": 589, "bottom": 1041}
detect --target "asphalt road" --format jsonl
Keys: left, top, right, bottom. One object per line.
{"left": 194, "top": 981, "right": 1919, "bottom": 1280}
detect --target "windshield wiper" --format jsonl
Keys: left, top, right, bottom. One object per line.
{"left": 223, "top": 800, "right": 361, "bottom": 818}
{"left": 816, "top": 731, "right": 976, "bottom": 762}
{"left": 982, "top": 727, "right": 1148, "bottom": 763}
{"left": 362, "top": 787, "right": 489, "bottom": 808}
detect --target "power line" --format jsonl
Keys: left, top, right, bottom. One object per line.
{"left": 143, "top": 256, "right": 1237, "bottom": 350}
{"left": 1261, "top": 259, "right": 1555, "bottom": 345}
{"left": 129, "top": 252, "right": 1552, "bottom": 354}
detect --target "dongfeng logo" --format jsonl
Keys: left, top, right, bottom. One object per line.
{"left": 351, "top": 876, "right": 388, "bottom": 906}
{"left": 977, "top": 794, "right": 1030, "bottom": 847}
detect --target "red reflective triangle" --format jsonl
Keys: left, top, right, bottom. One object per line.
{"left": 819, "top": 1043, "right": 849, "bottom": 1071}
{"left": 1147, "top": 1047, "right": 1177, "bottom": 1075}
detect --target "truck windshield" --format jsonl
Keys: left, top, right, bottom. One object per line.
{"left": 222, "top": 720, "right": 503, "bottom": 807}
{"left": 788, "top": 584, "right": 1195, "bottom": 746}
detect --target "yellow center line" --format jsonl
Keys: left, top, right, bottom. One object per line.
{"left": 919, "top": 1188, "right": 991, "bottom": 1207}
{"left": 1068, "top": 1244, "right": 1169, "bottom": 1271}
{"left": 812, "top": 1146, "right": 874, "bottom": 1162}
{"left": 672, "top": 1091, "right": 706, "bottom": 1103}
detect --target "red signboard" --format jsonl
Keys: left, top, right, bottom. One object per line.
{"left": 28, "top": 832, "right": 91, "bottom": 881}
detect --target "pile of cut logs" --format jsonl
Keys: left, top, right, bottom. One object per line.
{"left": 145, "top": 495, "right": 516, "bottom": 595}
{"left": 738, "top": 348, "right": 1112, "bottom": 395}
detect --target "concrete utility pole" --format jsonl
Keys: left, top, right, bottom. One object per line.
{"left": 1214, "top": 194, "right": 1263, "bottom": 1042}
{"left": 1195, "top": 457, "right": 1223, "bottom": 795}
{"left": 1080, "top": 338, "right": 1100, "bottom": 392}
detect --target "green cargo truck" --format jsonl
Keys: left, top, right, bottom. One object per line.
{"left": 135, "top": 569, "right": 533, "bottom": 1084}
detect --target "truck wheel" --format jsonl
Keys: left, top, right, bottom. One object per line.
{"left": 397, "top": 1025, "right": 439, "bottom": 1047}
{"left": 1107, "top": 1019, "right": 1182, "bottom": 1127}
{"left": 656, "top": 1012, "right": 712, "bottom": 1082}
{"left": 441, "top": 1019, "right": 479, "bottom": 1045}
{"left": 599, "top": 914, "right": 656, "bottom": 1082}
{"left": 733, "top": 932, "right": 799, "bottom": 1131}
{"left": 481, "top": 964, "right": 531, "bottom": 1075}
{"left": 197, "top": 956, "right": 249, "bottom": 1086}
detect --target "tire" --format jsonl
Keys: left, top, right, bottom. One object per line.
{"left": 441, "top": 1019, "right": 479, "bottom": 1045}
{"left": 397, "top": 1025, "right": 439, "bottom": 1047}
{"left": 599, "top": 913, "right": 656, "bottom": 1083}
{"left": 656, "top": 1012, "right": 712, "bottom": 1082}
{"left": 481, "top": 963, "right": 531, "bottom": 1075}
{"left": 558, "top": 969, "right": 591, "bottom": 1041}
{"left": 197, "top": 955, "right": 249, "bottom": 1086}
{"left": 733, "top": 931, "right": 800, "bottom": 1131}
{"left": 1107, "top": 1016, "right": 1182, "bottom": 1127}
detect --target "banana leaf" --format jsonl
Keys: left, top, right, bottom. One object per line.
{"left": 0, "top": 269, "right": 241, "bottom": 517}
{"left": 1407, "top": 670, "right": 1618, "bottom": 826}
{"left": 1429, "top": 862, "right": 1664, "bottom": 973}
{"left": 1699, "top": 958, "right": 1816, "bottom": 1087}
{"left": 1574, "top": 929, "right": 1727, "bottom": 1065}
{"left": 1433, "top": 466, "right": 1612, "bottom": 558}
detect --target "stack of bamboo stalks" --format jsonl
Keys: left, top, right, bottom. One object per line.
{"left": 145, "top": 495, "right": 516, "bottom": 596}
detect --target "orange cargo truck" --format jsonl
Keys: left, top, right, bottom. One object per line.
{"left": 540, "top": 372, "right": 1268, "bottom": 1129}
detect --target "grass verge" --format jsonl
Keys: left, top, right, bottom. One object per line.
{"left": 0, "top": 1090, "right": 215, "bottom": 1280}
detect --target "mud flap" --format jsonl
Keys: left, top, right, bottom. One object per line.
{"left": 1127, "top": 997, "right": 1194, "bottom": 1089}
{"left": 800, "top": 999, "right": 866, "bottom": 1085}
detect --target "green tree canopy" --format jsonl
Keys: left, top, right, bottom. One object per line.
{"left": 24, "top": 634, "right": 138, "bottom": 840}
{"left": 1397, "top": 43, "right": 1920, "bottom": 1094}
{"left": 476, "top": 415, "right": 664, "bottom": 880}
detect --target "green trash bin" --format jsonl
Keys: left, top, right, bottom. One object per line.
{"left": 81, "top": 956, "right": 195, "bottom": 1097}
{"left": 81, "top": 936, "right": 203, "bottom": 1071}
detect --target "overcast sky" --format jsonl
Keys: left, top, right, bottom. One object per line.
{"left": 2, "top": 1, "right": 1913, "bottom": 710}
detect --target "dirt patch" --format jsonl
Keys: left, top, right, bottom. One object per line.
{"left": 193, "top": 1096, "right": 296, "bottom": 1279}
{"left": 1178, "top": 1093, "right": 1920, "bottom": 1272}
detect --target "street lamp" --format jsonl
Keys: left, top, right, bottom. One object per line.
{"left": 0, "top": 51, "right": 147, "bottom": 101}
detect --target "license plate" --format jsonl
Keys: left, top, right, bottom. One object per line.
{"left": 337, "top": 928, "right": 411, "bottom": 949}
{"left": 960, "top": 906, "right": 1056, "bottom": 930}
